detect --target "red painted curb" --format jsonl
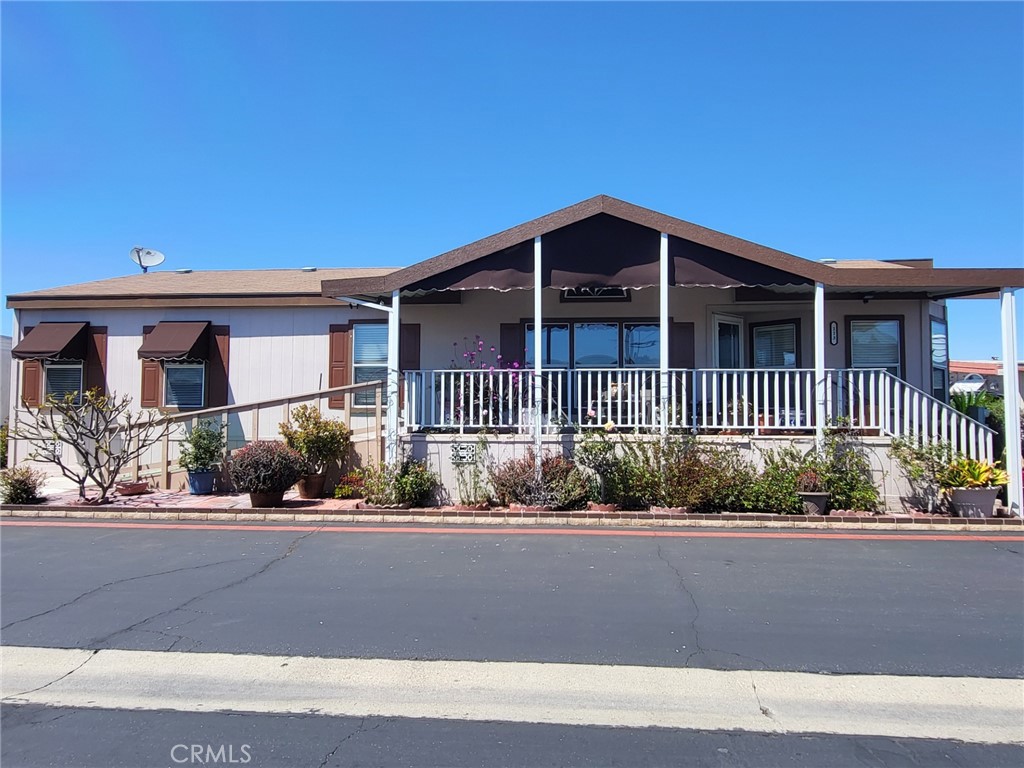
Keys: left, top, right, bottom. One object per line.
{"left": 2, "top": 520, "right": 1021, "bottom": 541}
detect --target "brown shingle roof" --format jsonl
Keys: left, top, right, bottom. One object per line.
{"left": 9, "top": 268, "right": 396, "bottom": 299}
{"left": 7, "top": 268, "right": 398, "bottom": 309}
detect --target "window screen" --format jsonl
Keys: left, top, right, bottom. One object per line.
{"left": 165, "top": 364, "right": 205, "bottom": 408}
{"left": 45, "top": 364, "right": 83, "bottom": 404}
{"left": 753, "top": 323, "right": 797, "bottom": 368}
{"left": 353, "top": 324, "right": 388, "bottom": 405}
{"left": 850, "top": 319, "right": 901, "bottom": 378}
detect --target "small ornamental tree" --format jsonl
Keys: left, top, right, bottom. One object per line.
{"left": 15, "top": 389, "right": 171, "bottom": 503}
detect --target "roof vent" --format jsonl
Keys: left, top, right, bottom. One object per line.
{"left": 819, "top": 258, "right": 838, "bottom": 264}
{"left": 175, "top": 268, "right": 193, "bottom": 274}
{"left": 301, "top": 266, "right": 317, "bottom": 272}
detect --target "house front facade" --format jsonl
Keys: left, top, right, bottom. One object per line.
{"left": 6, "top": 196, "right": 1023, "bottom": 513}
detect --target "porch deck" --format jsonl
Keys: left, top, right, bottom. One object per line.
{"left": 403, "top": 367, "right": 994, "bottom": 461}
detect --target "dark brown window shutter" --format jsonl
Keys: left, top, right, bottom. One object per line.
{"left": 207, "top": 326, "right": 230, "bottom": 407}
{"left": 328, "top": 325, "right": 351, "bottom": 409}
{"left": 670, "top": 322, "right": 695, "bottom": 369}
{"left": 399, "top": 324, "right": 421, "bottom": 371}
{"left": 140, "top": 326, "right": 161, "bottom": 407}
{"left": 84, "top": 326, "right": 108, "bottom": 395}
{"left": 500, "top": 323, "right": 525, "bottom": 367}
{"left": 21, "top": 360, "right": 42, "bottom": 408}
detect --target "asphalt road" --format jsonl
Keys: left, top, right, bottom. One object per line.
{"left": 2, "top": 522, "right": 1022, "bottom": 677}
{"left": 2, "top": 521, "right": 1023, "bottom": 768}
{"left": 4, "top": 704, "right": 1023, "bottom": 768}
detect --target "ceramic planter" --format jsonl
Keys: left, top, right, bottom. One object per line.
{"left": 186, "top": 470, "right": 217, "bottom": 495}
{"left": 797, "top": 491, "right": 829, "bottom": 516}
{"left": 296, "top": 473, "right": 327, "bottom": 499}
{"left": 948, "top": 487, "right": 1000, "bottom": 518}
{"left": 249, "top": 490, "right": 287, "bottom": 508}
{"left": 115, "top": 481, "right": 149, "bottom": 496}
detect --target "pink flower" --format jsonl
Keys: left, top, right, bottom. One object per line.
{"left": 588, "top": 410, "right": 596, "bottom": 418}
{"left": 490, "top": 346, "right": 495, "bottom": 352}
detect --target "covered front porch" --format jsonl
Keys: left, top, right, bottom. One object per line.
{"left": 321, "top": 196, "right": 1023, "bottom": 515}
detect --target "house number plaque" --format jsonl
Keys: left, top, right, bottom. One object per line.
{"left": 830, "top": 321, "right": 838, "bottom": 346}
{"left": 451, "top": 442, "right": 477, "bottom": 465}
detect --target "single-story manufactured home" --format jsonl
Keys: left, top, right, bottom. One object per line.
{"left": 6, "top": 196, "right": 1023, "bottom": 513}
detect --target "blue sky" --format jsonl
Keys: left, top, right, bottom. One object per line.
{"left": 2, "top": 1, "right": 1022, "bottom": 358}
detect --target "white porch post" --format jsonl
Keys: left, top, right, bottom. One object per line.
{"left": 533, "top": 236, "right": 543, "bottom": 481}
{"left": 814, "top": 281, "right": 827, "bottom": 446}
{"left": 659, "top": 233, "right": 669, "bottom": 436}
{"left": 1000, "top": 288, "right": 1022, "bottom": 517}
{"left": 386, "top": 289, "right": 401, "bottom": 466}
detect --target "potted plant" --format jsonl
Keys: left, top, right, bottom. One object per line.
{"left": 178, "top": 420, "right": 226, "bottom": 495}
{"left": 795, "top": 468, "right": 829, "bottom": 515}
{"left": 279, "top": 405, "right": 351, "bottom": 499}
{"left": 937, "top": 457, "right": 1009, "bottom": 518}
{"left": 229, "top": 440, "right": 305, "bottom": 508}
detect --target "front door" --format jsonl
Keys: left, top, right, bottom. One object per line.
{"left": 712, "top": 314, "right": 743, "bottom": 368}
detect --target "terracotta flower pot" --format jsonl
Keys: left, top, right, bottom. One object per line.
{"left": 296, "top": 473, "right": 327, "bottom": 499}
{"left": 249, "top": 490, "right": 286, "bottom": 508}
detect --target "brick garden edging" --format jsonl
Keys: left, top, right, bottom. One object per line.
{"left": 2, "top": 504, "right": 1021, "bottom": 531}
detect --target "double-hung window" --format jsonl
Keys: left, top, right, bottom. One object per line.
{"left": 752, "top": 322, "right": 798, "bottom": 369}
{"left": 849, "top": 318, "right": 902, "bottom": 379}
{"left": 44, "top": 363, "right": 83, "bottom": 404}
{"left": 353, "top": 324, "right": 388, "bottom": 405}
{"left": 164, "top": 363, "right": 206, "bottom": 409}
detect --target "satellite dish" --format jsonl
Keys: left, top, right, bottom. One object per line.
{"left": 129, "top": 246, "right": 165, "bottom": 273}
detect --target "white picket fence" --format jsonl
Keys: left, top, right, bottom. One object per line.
{"left": 402, "top": 368, "right": 994, "bottom": 461}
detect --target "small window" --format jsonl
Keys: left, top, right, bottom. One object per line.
{"left": 353, "top": 324, "right": 388, "bottom": 406}
{"left": 525, "top": 323, "right": 570, "bottom": 367}
{"left": 849, "top": 318, "right": 902, "bottom": 378}
{"left": 622, "top": 324, "right": 659, "bottom": 367}
{"left": 752, "top": 323, "right": 798, "bottom": 369}
{"left": 165, "top": 363, "right": 205, "bottom": 409}
{"left": 45, "top": 363, "right": 83, "bottom": 404}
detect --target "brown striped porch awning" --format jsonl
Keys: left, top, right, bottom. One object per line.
{"left": 137, "top": 321, "right": 210, "bottom": 360}
{"left": 12, "top": 322, "right": 88, "bottom": 359}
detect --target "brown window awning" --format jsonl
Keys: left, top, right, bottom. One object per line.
{"left": 12, "top": 322, "right": 88, "bottom": 360}
{"left": 138, "top": 321, "right": 210, "bottom": 360}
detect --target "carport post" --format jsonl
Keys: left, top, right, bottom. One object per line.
{"left": 1000, "top": 288, "right": 1022, "bottom": 517}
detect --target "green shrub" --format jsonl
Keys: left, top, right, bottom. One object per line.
{"left": 668, "top": 442, "right": 756, "bottom": 513}
{"left": 333, "top": 470, "right": 365, "bottom": 499}
{"left": 488, "top": 451, "right": 592, "bottom": 509}
{"left": 362, "top": 459, "right": 438, "bottom": 507}
{"left": 178, "top": 420, "right": 226, "bottom": 473}
{"left": 229, "top": 441, "right": 304, "bottom": 493}
{"left": 819, "top": 431, "right": 880, "bottom": 511}
{"left": 279, "top": 405, "right": 351, "bottom": 475}
{"left": 745, "top": 446, "right": 804, "bottom": 515}
{"left": 0, "top": 421, "right": 8, "bottom": 468}
{"left": 950, "top": 390, "right": 998, "bottom": 414}
{"left": 0, "top": 465, "right": 47, "bottom": 504}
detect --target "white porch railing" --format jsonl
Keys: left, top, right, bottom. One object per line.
{"left": 402, "top": 368, "right": 994, "bottom": 461}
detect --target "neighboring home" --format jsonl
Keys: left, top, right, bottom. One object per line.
{"left": 6, "top": 196, "right": 1023, "bottom": 512}
{"left": 950, "top": 360, "right": 1024, "bottom": 403}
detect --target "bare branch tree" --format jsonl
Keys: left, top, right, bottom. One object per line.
{"left": 14, "top": 389, "right": 171, "bottom": 503}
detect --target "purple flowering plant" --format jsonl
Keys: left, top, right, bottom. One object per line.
{"left": 448, "top": 335, "right": 523, "bottom": 425}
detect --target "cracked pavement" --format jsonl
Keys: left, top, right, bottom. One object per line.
{"left": 2, "top": 524, "right": 1022, "bottom": 677}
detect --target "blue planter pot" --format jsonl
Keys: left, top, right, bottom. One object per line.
{"left": 187, "top": 470, "right": 217, "bottom": 495}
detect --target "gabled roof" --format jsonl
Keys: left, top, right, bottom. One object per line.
{"left": 320, "top": 195, "right": 1024, "bottom": 298}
